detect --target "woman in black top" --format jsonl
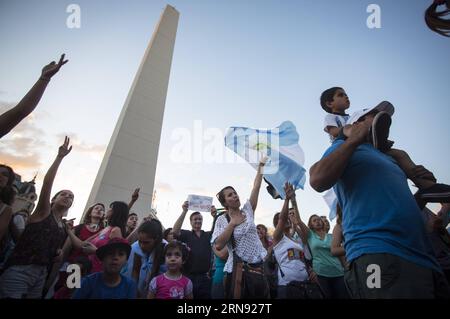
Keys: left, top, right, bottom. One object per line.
{"left": 0, "top": 137, "right": 74, "bottom": 299}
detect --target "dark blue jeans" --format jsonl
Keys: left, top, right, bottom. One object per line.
{"left": 211, "top": 281, "right": 225, "bottom": 299}
{"left": 188, "top": 273, "right": 211, "bottom": 299}
{"left": 317, "top": 275, "right": 349, "bottom": 299}
{"left": 344, "top": 253, "right": 450, "bottom": 299}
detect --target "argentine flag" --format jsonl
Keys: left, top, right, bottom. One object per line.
{"left": 323, "top": 188, "right": 338, "bottom": 221}
{"left": 224, "top": 121, "right": 306, "bottom": 199}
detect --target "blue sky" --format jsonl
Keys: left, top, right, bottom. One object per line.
{"left": 1, "top": 0, "right": 449, "bottom": 230}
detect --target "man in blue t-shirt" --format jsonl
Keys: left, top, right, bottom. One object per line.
{"left": 310, "top": 111, "right": 449, "bottom": 298}
{"left": 73, "top": 238, "right": 137, "bottom": 299}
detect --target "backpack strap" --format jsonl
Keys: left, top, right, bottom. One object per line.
{"left": 224, "top": 213, "right": 244, "bottom": 299}
{"left": 272, "top": 251, "right": 285, "bottom": 278}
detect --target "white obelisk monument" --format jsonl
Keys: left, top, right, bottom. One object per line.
{"left": 84, "top": 5, "right": 179, "bottom": 220}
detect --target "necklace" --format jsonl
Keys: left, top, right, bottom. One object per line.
{"left": 88, "top": 223, "right": 99, "bottom": 231}
{"left": 52, "top": 212, "right": 63, "bottom": 228}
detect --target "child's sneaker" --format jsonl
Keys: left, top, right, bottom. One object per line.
{"left": 374, "top": 101, "right": 394, "bottom": 115}
{"left": 415, "top": 183, "right": 450, "bottom": 203}
{"left": 370, "top": 111, "right": 392, "bottom": 152}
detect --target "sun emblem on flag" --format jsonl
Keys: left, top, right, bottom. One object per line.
{"left": 253, "top": 142, "right": 269, "bottom": 151}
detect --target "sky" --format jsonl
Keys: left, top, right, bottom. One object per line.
{"left": 0, "top": 0, "right": 449, "bottom": 231}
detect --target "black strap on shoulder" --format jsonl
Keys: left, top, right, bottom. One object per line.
{"left": 224, "top": 214, "right": 237, "bottom": 250}
{"left": 270, "top": 249, "right": 285, "bottom": 278}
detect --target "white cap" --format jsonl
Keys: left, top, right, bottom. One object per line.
{"left": 348, "top": 101, "right": 395, "bottom": 125}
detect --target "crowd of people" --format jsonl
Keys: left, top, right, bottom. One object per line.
{"left": 0, "top": 48, "right": 449, "bottom": 300}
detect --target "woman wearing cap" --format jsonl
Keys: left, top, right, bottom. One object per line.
{"left": 211, "top": 158, "right": 270, "bottom": 299}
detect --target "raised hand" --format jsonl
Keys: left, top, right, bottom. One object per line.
{"left": 57, "top": 136, "right": 72, "bottom": 158}
{"left": 41, "top": 54, "right": 68, "bottom": 80}
{"left": 289, "top": 213, "right": 299, "bottom": 226}
{"left": 131, "top": 188, "right": 140, "bottom": 202}
{"left": 284, "top": 182, "right": 296, "bottom": 200}
{"left": 182, "top": 201, "right": 189, "bottom": 213}
{"left": 259, "top": 155, "right": 269, "bottom": 167}
{"left": 210, "top": 205, "right": 217, "bottom": 218}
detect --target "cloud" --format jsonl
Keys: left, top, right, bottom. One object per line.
{"left": 0, "top": 153, "right": 41, "bottom": 172}
{"left": 0, "top": 100, "right": 105, "bottom": 168}
{"left": 0, "top": 100, "right": 47, "bottom": 174}
{"left": 55, "top": 132, "right": 106, "bottom": 158}
{"left": 258, "top": 207, "right": 277, "bottom": 220}
{"left": 185, "top": 186, "right": 210, "bottom": 195}
{"left": 0, "top": 101, "right": 16, "bottom": 112}
{"left": 155, "top": 181, "right": 174, "bottom": 193}
{"left": 0, "top": 101, "right": 48, "bottom": 136}
{"left": 231, "top": 175, "right": 252, "bottom": 184}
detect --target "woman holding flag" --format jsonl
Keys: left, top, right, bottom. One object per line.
{"left": 211, "top": 158, "right": 270, "bottom": 299}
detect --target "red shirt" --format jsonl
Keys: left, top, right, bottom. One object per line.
{"left": 68, "top": 224, "right": 102, "bottom": 263}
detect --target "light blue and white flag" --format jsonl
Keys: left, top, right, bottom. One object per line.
{"left": 323, "top": 188, "right": 338, "bottom": 221}
{"left": 224, "top": 121, "right": 306, "bottom": 199}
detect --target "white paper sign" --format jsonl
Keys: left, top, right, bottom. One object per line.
{"left": 187, "top": 195, "right": 213, "bottom": 212}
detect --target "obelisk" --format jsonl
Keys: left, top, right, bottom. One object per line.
{"left": 84, "top": 5, "right": 179, "bottom": 220}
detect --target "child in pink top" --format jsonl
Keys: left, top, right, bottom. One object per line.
{"left": 147, "top": 241, "right": 193, "bottom": 299}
